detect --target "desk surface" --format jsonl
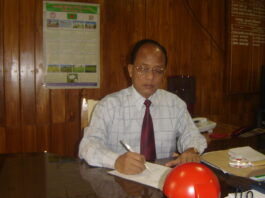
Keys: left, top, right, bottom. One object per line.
{"left": 0, "top": 152, "right": 257, "bottom": 198}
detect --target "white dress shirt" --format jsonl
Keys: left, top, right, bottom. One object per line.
{"left": 78, "top": 86, "right": 207, "bottom": 169}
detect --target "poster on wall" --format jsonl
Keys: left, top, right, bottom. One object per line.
{"left": 43, "top": 1, "right": 100, "bottom": 89}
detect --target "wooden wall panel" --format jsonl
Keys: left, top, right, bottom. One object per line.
{"left": 36, "top": 125, "right": 50, "bottom": 152}
{"left": 22, "top": 125, "right": 37, "bottom": 152}
{"left": 50, "top": 123, "right": 65, "bottom": 155}
{"left": 83, "top": 0, "right": 146, "bottom": 97}
{"left": 51, "top": 90, "right": 66, "bottom": 123}
{"left": 0, "top": 0, "right": 262, "bottom": 156}
{"left": 209, "top": 46, "right": 225, "bottom": 123}
{"left": 5, "top": 127, "right": 22, "bottom": 153}
{"left": 186, "top": 0, "right": 226, "bottom": 120}
{"left": 252, "top": 45, "right": 265, "bottom": 91}
{"left": 20, "top": 0, "right": 38, "bottom": 153}
{"left": 35, "top": 0, "right": 51, "bottom": 125}
{"left": 65, "top": 90, "right": 81, "bottom": 156}
{"left": 64, "top": 121, "right": 80, "bottom": 156}
{"left": 20, "top": 0, "right": 36, "bottom": 125}
{"left": 229, "top": 45, "right": 253, "bottom": 92}
{"left": 211, "top": 0, "right": 225, "bottom": 50}
{"left": 35, "top": 0, "right": 51, "bottom": 152}
{"left": 145, "top": 0, "right": 223, "bottom": 119}
{"left": 0, "top": 128, "right": 6, "bottom": 152}
{"left": 3, "top": 0, "right": 22, "bottom": 153}
{"left": 0, "top": 0, "right": 4, "bottom": 125}
{"left": 4, "top": 0, "right": 20, "bottom": 127}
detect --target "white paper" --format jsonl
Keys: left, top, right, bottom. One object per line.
{"left": 108, "top": 162, "right": 172, "bottom": 190}
{"left": 225, "top": 189, "right": 265, "bottom": 198}
{"left": 228, "top": 146, "right": 265, "bottom": 162}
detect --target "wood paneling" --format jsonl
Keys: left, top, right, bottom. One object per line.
{"left": 145, "top": 0, "right": 226, "bottom": 121}
{"left": 36, "top": 125, "right": 50, "bottom": 152}
{"left": 3, "top": 0, "right": 22, "bottom": 153}
{"left": 4, "top": 0, "right": 20, "bottom": 127}
{"left": 20, "top": 0, "right": 36, "bottom": 125}
{"left": 35, "top": 0, "right": 50, "bottom": 125}
{"left": 5, "top": 127, "right": 22, "bottom": 153}
{"left": 0, "top": 0, "right": 262, "bottom": 156}
{"left": 0, "top": 0, "right": 4, "bottom": 125}
{"left": 0, "top": 128, "right": 6, "bottom": 152}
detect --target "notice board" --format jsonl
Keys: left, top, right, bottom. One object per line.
{"left": 43, "top": 1, "right": 100, "bottom": 89}
{"left": 227, "top": 0, "right": 265, "bottom": 94}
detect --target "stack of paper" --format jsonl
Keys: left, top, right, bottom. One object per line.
{"left": 201, "top": 146, "right": 265, "bottom": 178}
{"left": 228, "top": 146, "right": 265, "bottom": 164}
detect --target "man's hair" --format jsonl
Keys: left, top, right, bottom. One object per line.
{"left": 129, "top": 39, "right": 168, "bottom": 66}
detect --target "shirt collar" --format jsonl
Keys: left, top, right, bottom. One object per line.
{"left": 130, "top": 85, "right": 159, "bottom": 111}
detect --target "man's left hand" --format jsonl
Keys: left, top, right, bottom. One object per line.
{"left": 165, "top": 148, "right": 200, "bottom": 167}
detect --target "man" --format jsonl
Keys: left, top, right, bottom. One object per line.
{"left": 79, "top": 39, "right": 207, "bottom": 175}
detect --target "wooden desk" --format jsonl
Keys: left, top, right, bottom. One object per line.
{"left": 0, "top": 152, "right": 258, "bottom": 198}
{"left": 203, "top": 124, "right": 265, "bottom": 153}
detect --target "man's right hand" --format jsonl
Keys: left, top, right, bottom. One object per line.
{"left": 114, "top": 152, "right": 146, "bottom": 175}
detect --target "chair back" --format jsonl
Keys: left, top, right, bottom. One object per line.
{"left": 81, "top": 98, "right": 99, "bottom": 130}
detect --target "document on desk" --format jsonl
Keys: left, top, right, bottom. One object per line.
{"left": 228, "top": 146, "right": 265, "bottom": 162}
{"left": 201, "top": 146, "right": 265, "bottom": 178}
{"left": 225, "top": 189, "right": 264, "bottom": 198}
{"left": 108, "top": 162, "right": 172, "bottom": 190}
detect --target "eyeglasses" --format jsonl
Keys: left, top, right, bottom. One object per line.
{"left": 134, "top": 65, "right": 165, "bottom": 76}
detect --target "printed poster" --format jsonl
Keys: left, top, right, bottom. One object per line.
{"left": 43, "top": 1, "right": 100, "bottom": 88}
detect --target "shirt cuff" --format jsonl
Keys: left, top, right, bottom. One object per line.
{"left": 102, "top": 151, "right": 120, "bottom": 169}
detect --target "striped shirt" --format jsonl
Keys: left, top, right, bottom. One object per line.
{"left": 78, "top": 86, "right": 207, "bottom": 168}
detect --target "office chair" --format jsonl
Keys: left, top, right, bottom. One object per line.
{"left": 81, "top": 98, "right": 99, "bottom": 130}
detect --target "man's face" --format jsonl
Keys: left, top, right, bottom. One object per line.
{"left": 128, "top": 44, "right": 166, "bottom": 98}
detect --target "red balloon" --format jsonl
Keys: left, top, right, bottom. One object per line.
{"left": 163, "top": 162, "right": 220, "bottom": 198}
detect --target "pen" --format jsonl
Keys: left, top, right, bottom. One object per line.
{"left": 120, "top": 140, "right": 151, "bottom": 171}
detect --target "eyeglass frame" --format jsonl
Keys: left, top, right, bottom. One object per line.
{"left": 133, "top": 64, "right": 166, "bottom": 77}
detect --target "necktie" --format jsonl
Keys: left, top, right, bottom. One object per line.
{"left": 140, "top": 99, "right": 156, "bottom": 162}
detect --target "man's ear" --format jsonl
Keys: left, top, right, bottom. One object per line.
{"left": 128, "top": 64, "right": 133, "bottom": 78}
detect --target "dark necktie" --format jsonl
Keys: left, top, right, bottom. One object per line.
{"left": 140, "top": 99, "right": 156, "bottom": 162}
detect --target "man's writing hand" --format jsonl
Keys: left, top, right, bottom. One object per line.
{"left": 114, "top": 152, "right": 146, "bottom": 174}
{"left": 165, "top": 148, "right": 200, "bottom": 167}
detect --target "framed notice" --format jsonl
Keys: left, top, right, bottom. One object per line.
{"left": 43, "top": 1, "right": 100, "bottom": 89}
{"left": 226, "top": 0, "right": 265, "bottom": 94}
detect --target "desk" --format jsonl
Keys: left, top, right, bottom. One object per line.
{"left": 204, "top": 124, "right": 265, "bottom": 153}
{"left": 0, "top": 152, "right": 258, "bottom": 198}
